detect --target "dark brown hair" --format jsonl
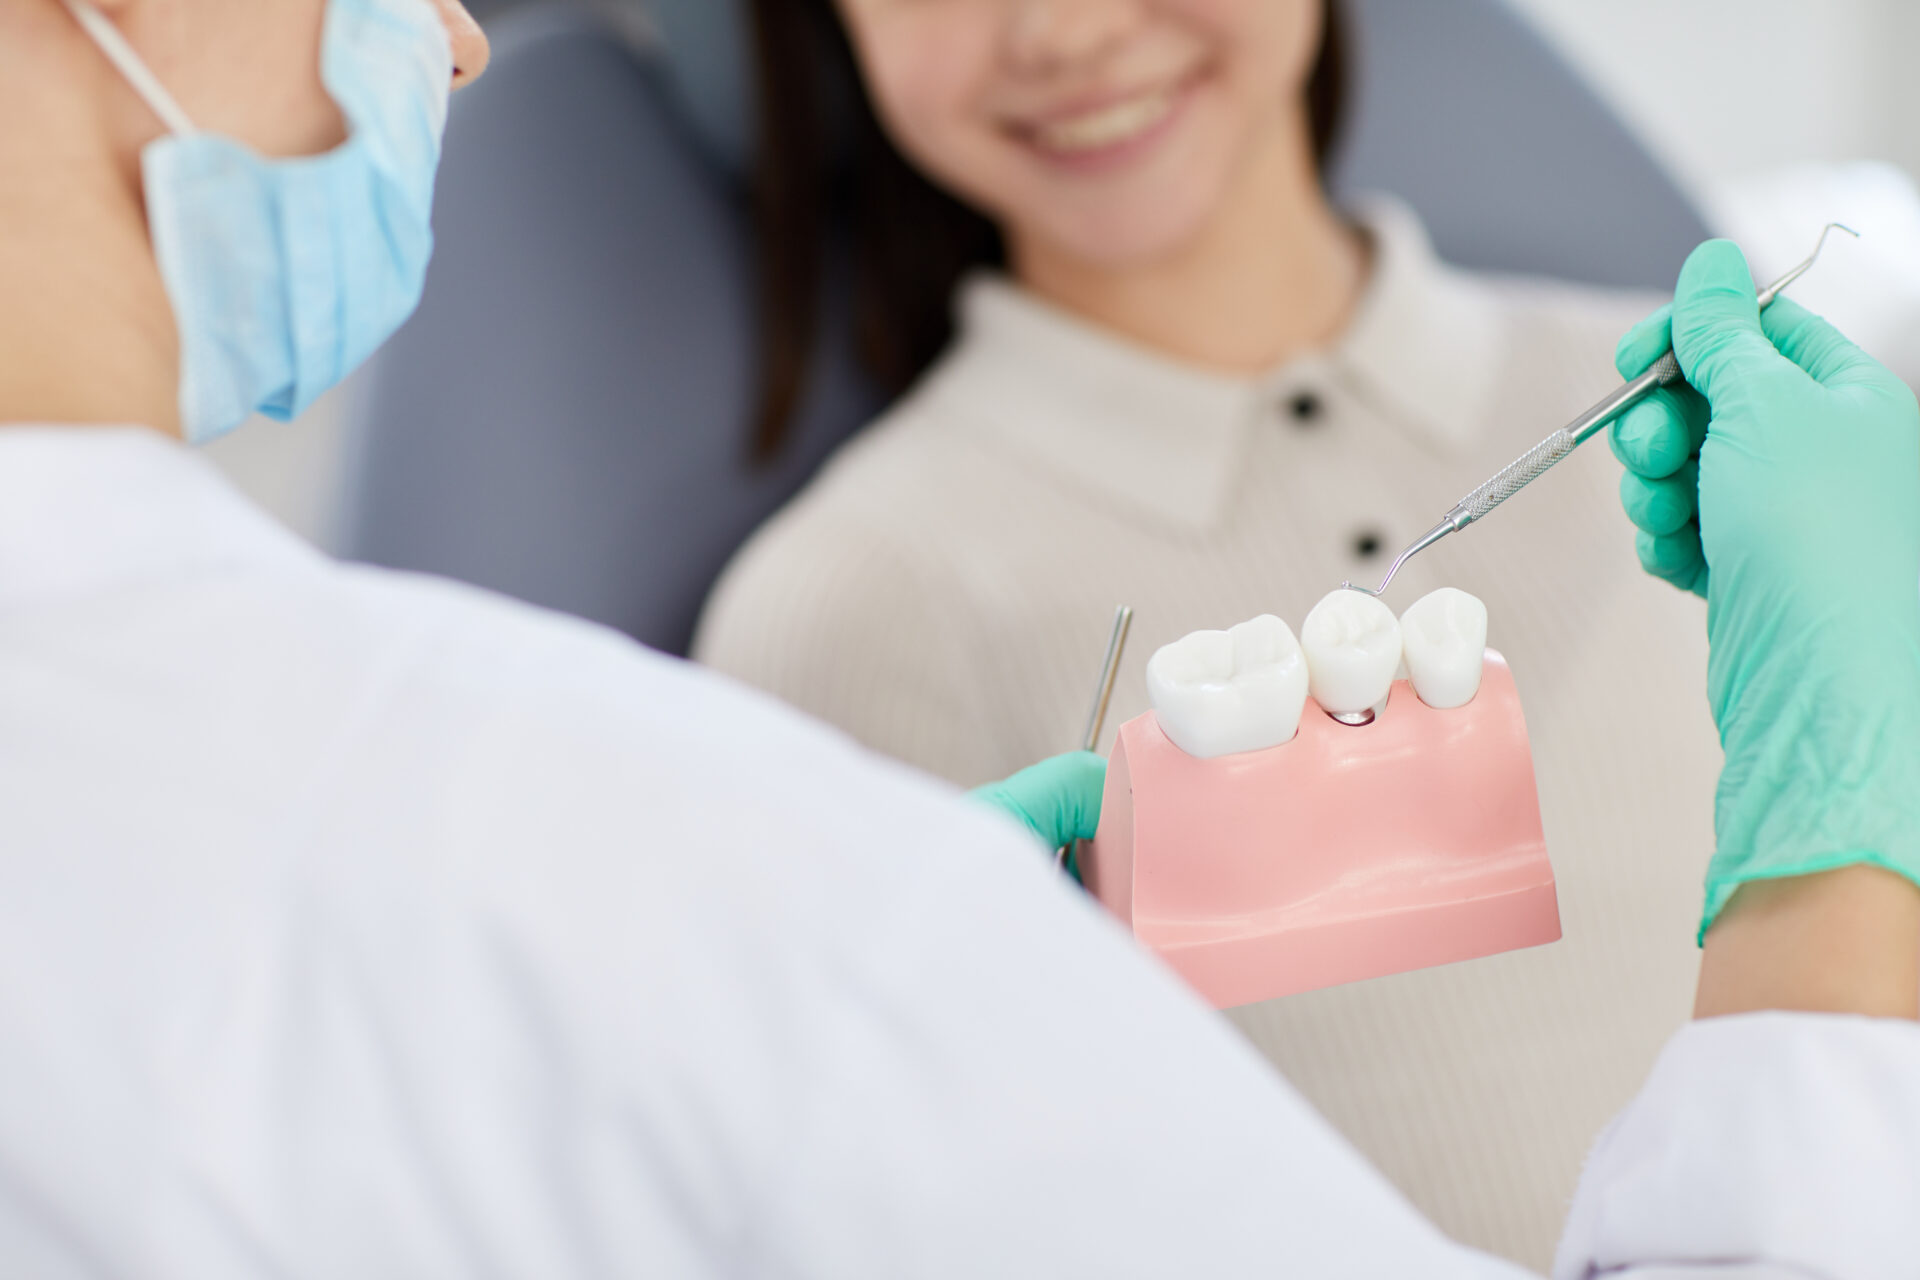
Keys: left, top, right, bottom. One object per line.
{"left": 746, "top": 1, "right": 1351, "bottom": 461}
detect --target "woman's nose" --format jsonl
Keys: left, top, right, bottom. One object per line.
{"left": 432, "top": 0, "right": 491, "bottom": 88}
{"left": 1006, "top": 0, "right": 1148, "bottom": 73}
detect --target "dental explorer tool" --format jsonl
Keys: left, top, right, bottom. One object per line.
{"left": 1342, "top": 223, "right": 1859, "bottom": 599}
{"left": 1059, "top": 605, "right": 1134, "bottom": 872}
{"left": 1081, "top": 605, "right": 1135, "bottom": 755}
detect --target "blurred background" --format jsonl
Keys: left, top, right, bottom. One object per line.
{"left": 1516, "top": 0, "right": 1920, "bottom": 187}
{"left": 209, "top": 0, "right": 1920, "bottom": 555}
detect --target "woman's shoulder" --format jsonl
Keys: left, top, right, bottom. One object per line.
{"left": 692, "top": 388, "right": 980, "bottom": 680}
{"left": 690, "top": 389, "right": 1025, "bottom": 780}
{"left": 769, "top": 363, "right": 1002, "bottom": 528}
{"left": 703, "top": 319, "right": 1068, "bottom": 592}
{"left": 700, "top": 436, "right": 955, "bottom": 628}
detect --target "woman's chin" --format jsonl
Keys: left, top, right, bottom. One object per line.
{"left": 1000, "top": 145, "right": 1241, "bottom": 274}
{"left": 1012, "top": 199, "right": 1226, "bottom": 276}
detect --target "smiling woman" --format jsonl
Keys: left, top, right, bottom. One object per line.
{"left": 743, "top": 0, "right": 1346, "bottom": 459}
{"left": 694, "top": 0, "right": 1724, "bottom": 1265}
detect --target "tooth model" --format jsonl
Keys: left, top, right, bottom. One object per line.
{"left": 1084, "top": 589, "right": 1558, "bottom": 1010}
{"left": 1144, "top": 615, "right": 1309, "bottom": 758}
{"left": 1401, "top": 587, "right": 1488, "bottom": 709}
{"left": 1301, "top": 589, "right": 1402, "bottom": 721}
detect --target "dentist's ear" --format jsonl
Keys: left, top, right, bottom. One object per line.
{"left": 426, "top": 0, "right": 489, "bottom": 87}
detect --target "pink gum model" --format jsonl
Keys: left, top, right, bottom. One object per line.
{"left": 1083, "top": 650, "right": 1559, "bottom": 1009}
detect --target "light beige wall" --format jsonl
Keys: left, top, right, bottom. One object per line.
{"left": 1508, "top": 0, "right": 1912, "bottom": 192}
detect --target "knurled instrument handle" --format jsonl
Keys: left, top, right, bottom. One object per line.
{"left": 1455, "top": 349, "right": 1685, "bottom": 526}
{"left": 1457, "top": 430, "right": 1577, "bottom": 523}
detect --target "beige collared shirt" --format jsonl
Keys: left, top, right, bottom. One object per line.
{"left": 696, "top": 200, "right": 1721, "bottom": 1267}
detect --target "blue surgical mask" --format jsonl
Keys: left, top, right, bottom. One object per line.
{"left": 62, "top": 0, "right": 452, "bottom": 444}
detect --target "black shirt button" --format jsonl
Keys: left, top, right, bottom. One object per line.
{"left": 1352, "top": 529, "right": 1385, "bottom": 559}
{"left": 1287, "top": 391, "right": 1323, "bottom": 425}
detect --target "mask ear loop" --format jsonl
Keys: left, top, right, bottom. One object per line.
{"left": 58, "top": 0, "right": 199, "bottom": 137}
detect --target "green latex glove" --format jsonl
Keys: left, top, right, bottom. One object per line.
{"left": 1610, "top": 239, "right": 1920, "bottom": 937}
{"left": 969, "top": 751, "right": 1106, "bottom": 855}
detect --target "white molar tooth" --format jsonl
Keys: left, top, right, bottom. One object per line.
{"left": 1301, "top": 589, "right": 1403, "bottom": 717}
{"left": 1400, "top": 587, "right": 1488, "bottom": 709}
{"left": 1146, "top": 614, "right": 1310, "bottom": 760}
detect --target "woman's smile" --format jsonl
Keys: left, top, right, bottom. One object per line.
{"left": 1008, "top": 70, "right": 1208, "bottom": 173}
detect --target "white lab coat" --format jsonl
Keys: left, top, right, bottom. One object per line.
{"left": 0, "top": 425, "right": 1914, "bottom": 1279}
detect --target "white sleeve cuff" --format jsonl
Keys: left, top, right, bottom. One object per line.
{"left": 1555, "top": 1011, "right": 1920, "bottom": 1279}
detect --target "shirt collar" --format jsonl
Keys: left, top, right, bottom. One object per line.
{"left": 1335, "top": 196, "right": 1507, "bottom": 457}
{"left": 0, "top": 426, "right": 320, "bottom": 610}
{"left": 921, "top": 196, "right": 1506, "bottom": 529}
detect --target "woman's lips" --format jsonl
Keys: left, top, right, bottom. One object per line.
{"left": 1009, "top": 74, "right": 1201, "bottom": 170}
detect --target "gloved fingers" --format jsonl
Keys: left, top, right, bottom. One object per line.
{"left": 1637, "top": 524, "right": 1710, "bottom": 598}
{"left": 1758, "top": 296, "right": 1889, "bottom": 389}
{"left": 1619, "top": 459, "right": 1699, "bottom": 537}
{"left": 1614, "top": 303, "right": 1674, "bottom": 380}
{"left": 1610, "top": 385, "right": 1707, "bottom": 479}
{"left": 1048, "top": 750, "right": 1107, "bottom": 845}
{"left": 968, "top": 750, "right": 1106, "bottom": 852}
{"left": 1670, "top": 240, "right": 1796, "bottom": 399}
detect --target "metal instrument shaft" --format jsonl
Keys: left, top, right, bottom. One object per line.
{"left": 1058, "top": 605, "right": 1133, "bottom": 872}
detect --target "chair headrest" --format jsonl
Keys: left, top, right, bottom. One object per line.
{"left": 646, "top": 0, "right": 756, "bottom": 177}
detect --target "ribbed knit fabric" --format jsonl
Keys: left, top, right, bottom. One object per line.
{"left": 695, "top": 200, "right": 1720, "bottom": 1269}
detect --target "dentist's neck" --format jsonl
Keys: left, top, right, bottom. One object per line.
{"left": 1008, "top": 111, "right": 1366, "bottom": 375}
{"left": 0, "top": 3, "right": 184, "bottom": 438}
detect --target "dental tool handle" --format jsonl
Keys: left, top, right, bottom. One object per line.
{"left": 1059, "top": 605, "right": 1135, "bottom": 873}
{"left": 1455, "top": 351, "right": 1686, "bottom": 529}
{"left": 1450, "top": 219, "right": 1852, "bottom": 529}
{"left": 1459, "top": 232, "right": 1836, "bottom": 528}
{"left": 1455, "top": 429, "right": 1576, "bottom": 526}
{"left": 1081, "top": 606, "right": 1135, "bottom": 753}
{"left": 1567, "top": 352, "right": 1684, "bottom": 447}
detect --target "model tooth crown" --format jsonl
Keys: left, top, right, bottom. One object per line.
{"left": 1301, "top": 589, "right": 1402, "bottom": 716}
{"left": 1400, "top": 587, "right": 1488, "bottom": 709}
{"left": 1144, "top": 614, "right": 1309, "bottom": 760}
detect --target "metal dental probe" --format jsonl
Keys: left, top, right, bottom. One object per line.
{"left": 1059, "top": 605, "right": 1134, "bottom": 873}
{"left": 1341, "top": 223, "right": 1860, "bottom": 600}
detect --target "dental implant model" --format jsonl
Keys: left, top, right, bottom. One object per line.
{"left": 1300, "top": 589, "right": 1402, "bottom": 725}
{"left": 1083, "top": 588, "right": 1558, "bottom": 1009}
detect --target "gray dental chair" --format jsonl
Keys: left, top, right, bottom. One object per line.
{"left": 338, "top": 0, "right": 1710, "bottom": 657}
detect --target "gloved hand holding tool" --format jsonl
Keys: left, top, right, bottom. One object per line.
{"left": 1611, "top": 240, "right": 1920, "bottom": 937}
{"left": 969, "top": 752, "right": 1107, "bottom": 856}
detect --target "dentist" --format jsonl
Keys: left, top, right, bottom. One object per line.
{"left": 1, "top": 0, "right": 1918, "bottom": 1276}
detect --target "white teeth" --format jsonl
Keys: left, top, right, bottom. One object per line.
{"left": 1301, "top": 589, "right": 1403, "bottom": 717}
{"left": 1399, "top": 588, "right": 1487, "bottom": 709}
{"left": 1151, "top": 591, "right": 1482, "bottom": 755}
{"left": 1033, "top": 89, "right": 1176, "bottom": 153}
{"left": 1146, "top": 614, "right": 1309, "bottom": 759}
